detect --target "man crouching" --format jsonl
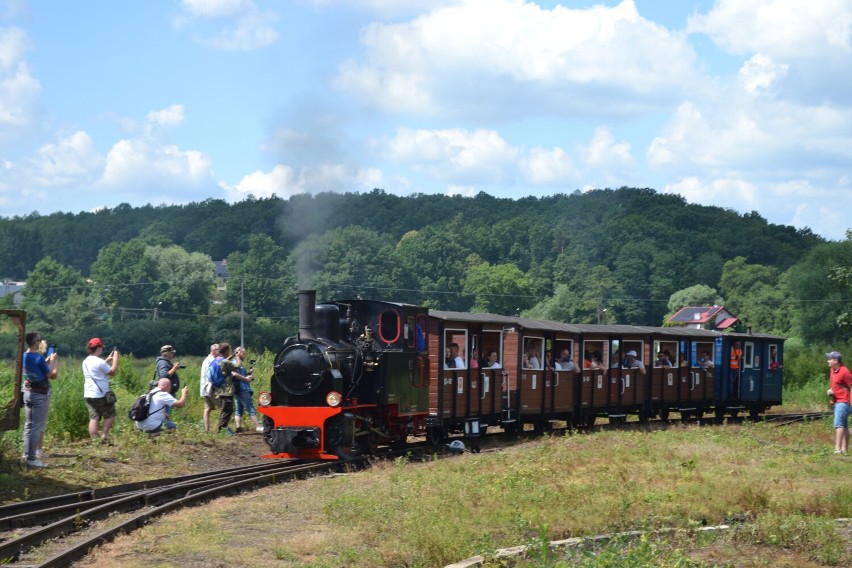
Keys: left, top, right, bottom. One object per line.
{"left": 136, "top": 378, "right": 188, "bottom": 436}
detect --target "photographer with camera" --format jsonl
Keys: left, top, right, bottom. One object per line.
{"left": 151, "top": 345, "right": 182, "bottom": 427}
{"left": 231, "top": 346, "right": 263, "bottom": 433}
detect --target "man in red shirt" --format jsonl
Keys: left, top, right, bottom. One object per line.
{"left": 826, "top": 351, "right": 850, "bottom": 455}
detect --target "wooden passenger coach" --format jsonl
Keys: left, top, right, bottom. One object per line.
{"left": 423, "top": 310, "right": 785, "bottom": 439}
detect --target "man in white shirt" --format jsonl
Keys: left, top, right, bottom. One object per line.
{"left": 199, "top": 343, "right": 219, "bottom": 432}
{"left": 136, "top": 378, "right": 188, "bottom": 435}
{"left": 450, "top": 343, "right": 466, "bottom": 368}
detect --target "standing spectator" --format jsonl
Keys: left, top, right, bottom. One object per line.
{"left": 152, "top": 345, "right": 181, "bottom": 392}
{"left": 231, "top": 347, "right": 262, "bottom": 433}
{"left": 826, "top": 351, "right": 850, "bottom": 455}
{"left": 135, "top": 378, "right": 188, "bottom": 436}
{"left": 212, "top": 342, "right": 236, "bottom": 436}
{"left": 22, "top": 331, "right": 57, "bottom": 467}
{"left": 82, "top": 338, "right": 119, "bottom": 444}
{"left": 200, "top": 343, "right": 219, "bottom": 433}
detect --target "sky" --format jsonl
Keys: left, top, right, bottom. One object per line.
{"left": 0, "top": 0, "right": 850, "bottom": 241}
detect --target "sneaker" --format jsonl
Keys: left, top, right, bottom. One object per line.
{"left": 220, "top": 427, "right": 236, "bottom": 436}
{"left": 255, "top": 426, "right": 264, "bottom": 433}
{"left": 26, "top": 459, "right": 48, "bottom": 468}
{"left": 35, "top": 449, "right": 44, "bottom": 459}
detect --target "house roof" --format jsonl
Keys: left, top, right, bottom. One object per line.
{"left": 668, "top": 306, "right": 731, "bottom": 325}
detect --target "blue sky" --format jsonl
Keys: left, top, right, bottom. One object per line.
{"left": 1, "top": 0, "right": 850, "bottom": 241}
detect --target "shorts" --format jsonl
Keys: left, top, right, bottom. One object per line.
{"left": 833, "top": 402, "right": 850, "bottom": 429}
{"left": 85, "top": 396, "right": 116, "bottom": 420}
{"left": 202, "top": 395, "right": 218, "bottom": 411}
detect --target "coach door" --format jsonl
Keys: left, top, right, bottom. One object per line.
{"left": 519, "top": 335, "right": 545, "bottom": 416}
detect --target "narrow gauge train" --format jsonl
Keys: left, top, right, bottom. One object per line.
{"left": 257, "top": 291, "right": 784, "bottom": 459}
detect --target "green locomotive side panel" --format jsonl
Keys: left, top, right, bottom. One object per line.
{"left": 383, "top": 351, "right": 429, "bottom": 415}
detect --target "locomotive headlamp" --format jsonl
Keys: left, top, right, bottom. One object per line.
{"left": 258, "top": 391, "right": 272, "bottom": 407}
{"left": 326, "top": 391, "right": 342, "bottom": 407}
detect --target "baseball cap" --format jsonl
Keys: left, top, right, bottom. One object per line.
{"left": 160, "top": 344, "right": 176, "bottom": 354}
{"left": 87, "top": 337, "right": 104, "bottom": 349}
{"left": 825, "top": 351, "right": 842, "bottom": 360}
{"left": 626, "top": 350, "right": 637, "bottom": 357}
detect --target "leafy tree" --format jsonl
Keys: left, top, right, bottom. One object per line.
{"left": 293, "top": 225, "right": 396, "bottom": 302}
{"left": 785, "top": 240, "right": 852, "bottom": 344}
{"left": 89, "top": 238, "right": 160, "bottom": 316}
{"left": 145, "top": 244, "right": 216, "bottom": 316}
{"left": 462, "top": 261, "right": 535, "bottom": 315}
{"left": 388, "top": 227, "right": 472, "bottom": 311}
{"left": 525, "top": 265, "right": 624, "bottom": 324}
{"left": 666, "top": 284, "right": 722, "bottom": 314}
{"left": 719, "top": 256, "right": 788, "bottom": 334}
{"left": 23, "top": 257, "right": 87, "bottom": 307}
{"left": 226, "top": 234, "right": 296, "bottom": 318}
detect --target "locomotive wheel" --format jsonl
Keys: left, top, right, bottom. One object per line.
{"left": 427, "top": 427, "right": 444, "bottom": 445}
{"left": 358, "top": 416, "right": 383, "bottom": 454}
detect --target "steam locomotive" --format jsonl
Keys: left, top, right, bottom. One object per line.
{"left": 257, "top": 291, "right": 785, "bottom": 459}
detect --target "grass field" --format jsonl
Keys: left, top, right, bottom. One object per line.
{"left": 1, "top": 354, "right": 849, "bottom": 567}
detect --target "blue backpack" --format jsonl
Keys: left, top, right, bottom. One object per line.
{"left": 207, "top": 357, "right": 226, "bottom": 388}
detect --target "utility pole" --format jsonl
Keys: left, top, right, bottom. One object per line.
{"left": 240, "top": 275, "right": 245, "bottom": 348}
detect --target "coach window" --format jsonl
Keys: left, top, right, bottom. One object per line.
{"left": 554, "top": 339, "right": 575, "bottom": 371}
{"left": 653, "top": 341, "right": 677, "bottom": 367}
{"left": 743, "top": 341, "right": 755, "bottom": 368}
{"left": 482, "top": 330, "right": 503, "bottom": 368}
{"left": 768, "top": 344, "right": 781, "bottom": 370}
{"left": 445, "top": 329, "right": 468, "bottom": 370}
{"left": 694, "top": 342, "right": 715, "bottom": 368}
{"left": 622, "top": 342, "right": 644, "bottom": 366}
{"left": 583, "top": 340, "right": 606, "bottom": 369}
{"left": 523, "top": 337, "right": 544, "bottom": 369}
{"left": 378, "top": 309, "right": 401, "bottom": 345}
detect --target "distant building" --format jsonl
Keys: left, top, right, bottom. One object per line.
{"left": 667, "top": 306, "right": 738, "bottom": 331}
{"left": 0, "top": 280, "right": 25, "bottom": 305}
{"left": 213, "top": 259, "right": 228, "bottom": 291}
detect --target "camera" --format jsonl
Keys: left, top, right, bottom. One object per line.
{"left": 178, "top": 364, "right": 186, "bottom": 369}
{"left": 249, "top": 359, "right": 257, "bottom": 365}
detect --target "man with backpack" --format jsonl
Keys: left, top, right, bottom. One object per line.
{"left": 134, "top": 378, "right": 188, "bottom": 435}
{"left": 210, "top": 342, "right": 236, "bottom": 436}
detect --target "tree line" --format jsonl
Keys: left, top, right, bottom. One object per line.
{"left": 0, "top": 188, "right": 849, "bottom": 357}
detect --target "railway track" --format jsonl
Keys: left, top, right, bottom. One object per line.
{"left": 0, "top": 459, "right": 353, "bottom": 567}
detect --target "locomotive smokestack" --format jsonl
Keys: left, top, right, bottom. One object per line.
{"left": 298, "top": 289, "right": 317, "bottom": 340}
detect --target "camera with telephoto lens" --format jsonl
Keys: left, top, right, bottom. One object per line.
{"left": 178, "top": 364, "right": 186, "bottom": 369}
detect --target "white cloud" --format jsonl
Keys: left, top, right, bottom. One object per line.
{"left": 336, "top": 0, "right": 698, "bottom": 118}
{"left": 0, "top": 27, "right": 40, "bottom": 131}
{"left": 519, "top": 147, "right": 578, "bottom": 185}
{"left": 221, "top": 163, "right": 385, "bottom": 202}
{"left": 175, "top": 0, "right": 277, "bottom": 50}
{"left": 738, "top": 54, "right": 788, "bottom": 96}
{"left": 180, "top": 0, "right": 254, "bottom": 18}
{"left": 31, "top": 130, "right": 104, "bottom": 186}
{"left": 99, "top": 137, "right": 214, "bottom": 197}
{"left": 579, "top": 127, "right": 633, "bottom": 169}
{"left": 688, "top": 0, "right": 852, "bottom": 59}
{"left": 146, "top": 104, "right": 185, "bottom": 127}
{"left": 383, "top": 127, "right": 518, "bottom": 183}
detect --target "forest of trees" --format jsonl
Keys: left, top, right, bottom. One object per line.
{"left": 0, "top": 187, "right": 849, "bottom": 356}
